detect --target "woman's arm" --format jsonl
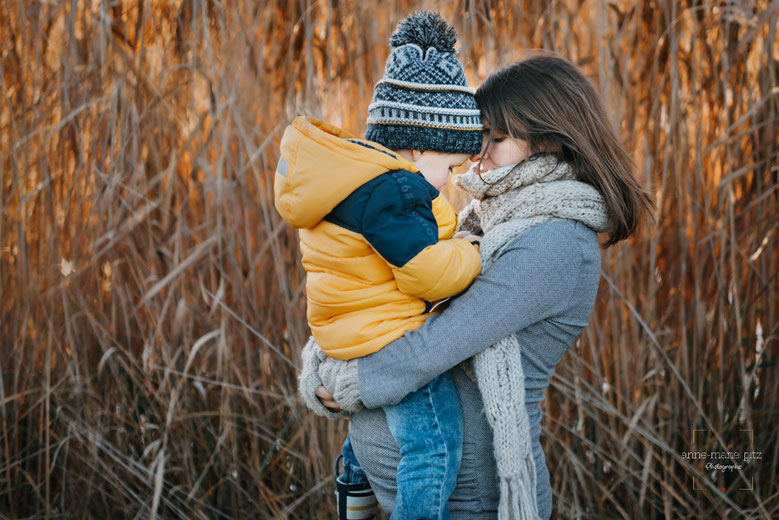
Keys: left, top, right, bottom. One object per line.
{"left": 357, "top": 220, "right": 594, "bottom": 408}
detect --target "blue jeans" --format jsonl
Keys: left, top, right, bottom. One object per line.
{"left": 341, "top": 435, "right": 368, "bottom": 484}
{"left": 342, "top": 372, "right": 463, "bottom": 520}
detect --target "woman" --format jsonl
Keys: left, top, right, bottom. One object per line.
{"left": 302, "top": 55, "right": 653, "bottom": 519}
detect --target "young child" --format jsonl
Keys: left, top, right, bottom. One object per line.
{"left": 274, "top": 11, "right": 483, "bottom": 520}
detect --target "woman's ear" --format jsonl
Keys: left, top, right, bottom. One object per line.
{"left": 411, "top": 149, "right": 422, "bottom": 162}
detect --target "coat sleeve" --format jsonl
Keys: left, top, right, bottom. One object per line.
{"left": 361, "top": 174, "right": 482, "bottom": 302}
{"left": 356, "top": 220, "right": 600, "bottom": 408}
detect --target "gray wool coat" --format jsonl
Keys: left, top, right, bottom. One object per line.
{"left": 348, "top": 219, "right": 602, "bottom": 519}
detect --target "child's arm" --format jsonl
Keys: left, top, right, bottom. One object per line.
{"left": 361, "top": 174, "right": 481, "bottom": 302}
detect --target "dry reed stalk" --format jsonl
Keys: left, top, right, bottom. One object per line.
{"left": 1, "top": 0, "right": 777, "bottom": 518}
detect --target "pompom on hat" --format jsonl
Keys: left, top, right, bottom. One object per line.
{"left": 365, "top": 11, "right": 483, "bottom": 155}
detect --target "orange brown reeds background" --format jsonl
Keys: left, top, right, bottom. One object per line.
{"left": 1, "top": 1, "right": 777, "bottom": 518}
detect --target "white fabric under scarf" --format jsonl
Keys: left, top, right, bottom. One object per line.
{"left": 453, "top": 154, "right": 611, "bottom": 519}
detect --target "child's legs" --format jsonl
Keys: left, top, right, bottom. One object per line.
{"left": 337, "top": 434, "right": 378, "bottom": 520}
{"left": 341, "top": 433, "right": 368, "bottom": 484}
{"left": 383, "top": 371, "right": 463, "bottom": 520}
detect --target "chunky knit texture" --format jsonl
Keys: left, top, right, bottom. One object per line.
{"left": 365, "top": 11, "right": 482, "bottom": 154}
{"left": 317, "top": 347, "right": 363, "bottom": 413}
{"left": 452, "top": 154, "right": 610, "bottom": 519}
{"left": 299, "top": 337, "right": 346, "bottom": 419}
{"left": 301, "top": 341, "right": 362, "bottom": 415}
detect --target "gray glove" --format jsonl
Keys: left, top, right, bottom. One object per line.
{"left": 318, "top": 355, "right": 365, "bottom": 414}
{"left": 298, "top": 337, "right": 344, "bottom": 419}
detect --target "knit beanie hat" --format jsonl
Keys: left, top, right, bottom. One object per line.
{"left": 365, "top": 11, "right": 482, "bottom": 155}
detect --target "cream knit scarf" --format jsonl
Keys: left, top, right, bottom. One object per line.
{"left": 453, "top": 154, "right": 610, "bottom": 520}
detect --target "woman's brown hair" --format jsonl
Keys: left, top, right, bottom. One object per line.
{"left": 475, "top": 54, "right": 654, "bottom": 247}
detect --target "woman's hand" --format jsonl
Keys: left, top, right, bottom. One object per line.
{"left": 315, "top": 386, "right": 341, "bottom": 412}
{"left": 298, "top": 337, "right": 365, "bottom": 415}
{"left": 318, "top": 356, "right": 366, "bottom": 413}
{"left": 298, "top": 337, "right": 343, "bottom": 418}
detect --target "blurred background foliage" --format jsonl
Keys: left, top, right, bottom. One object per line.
{"left": 1, "top": 0, "right": 777, "bottom": 518}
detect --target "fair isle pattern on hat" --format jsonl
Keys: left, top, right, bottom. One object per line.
{"left": 365, "top": 12, "right": 482, "bottom": 155}
{"left": 374, "top": 78, "right": 475, "bottom": 93}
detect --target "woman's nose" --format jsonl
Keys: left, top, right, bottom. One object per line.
{"left": 471, "top": 140, "right": 489, "bottom": 162}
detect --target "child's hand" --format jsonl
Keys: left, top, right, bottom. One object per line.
{"left": 429, "top": 297, "right": 451, "bottom": 312}
{"left": 454, "top": 230, "right": 481, "bottom": 243}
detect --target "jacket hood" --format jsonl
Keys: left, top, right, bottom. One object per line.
{"left": 274, "top": 117, "right": 419, "bottom": 229}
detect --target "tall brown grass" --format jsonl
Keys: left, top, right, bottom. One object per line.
{"left": 1, "top": 1, "right": 776, "bottom": 518}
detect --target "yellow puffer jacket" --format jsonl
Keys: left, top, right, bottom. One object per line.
{"left": 274, "top": 117, "right": 481, "bottom": 360}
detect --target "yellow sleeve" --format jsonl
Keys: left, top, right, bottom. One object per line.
{"left": 391, "top": 238, "right": 482, "bottom": 302}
